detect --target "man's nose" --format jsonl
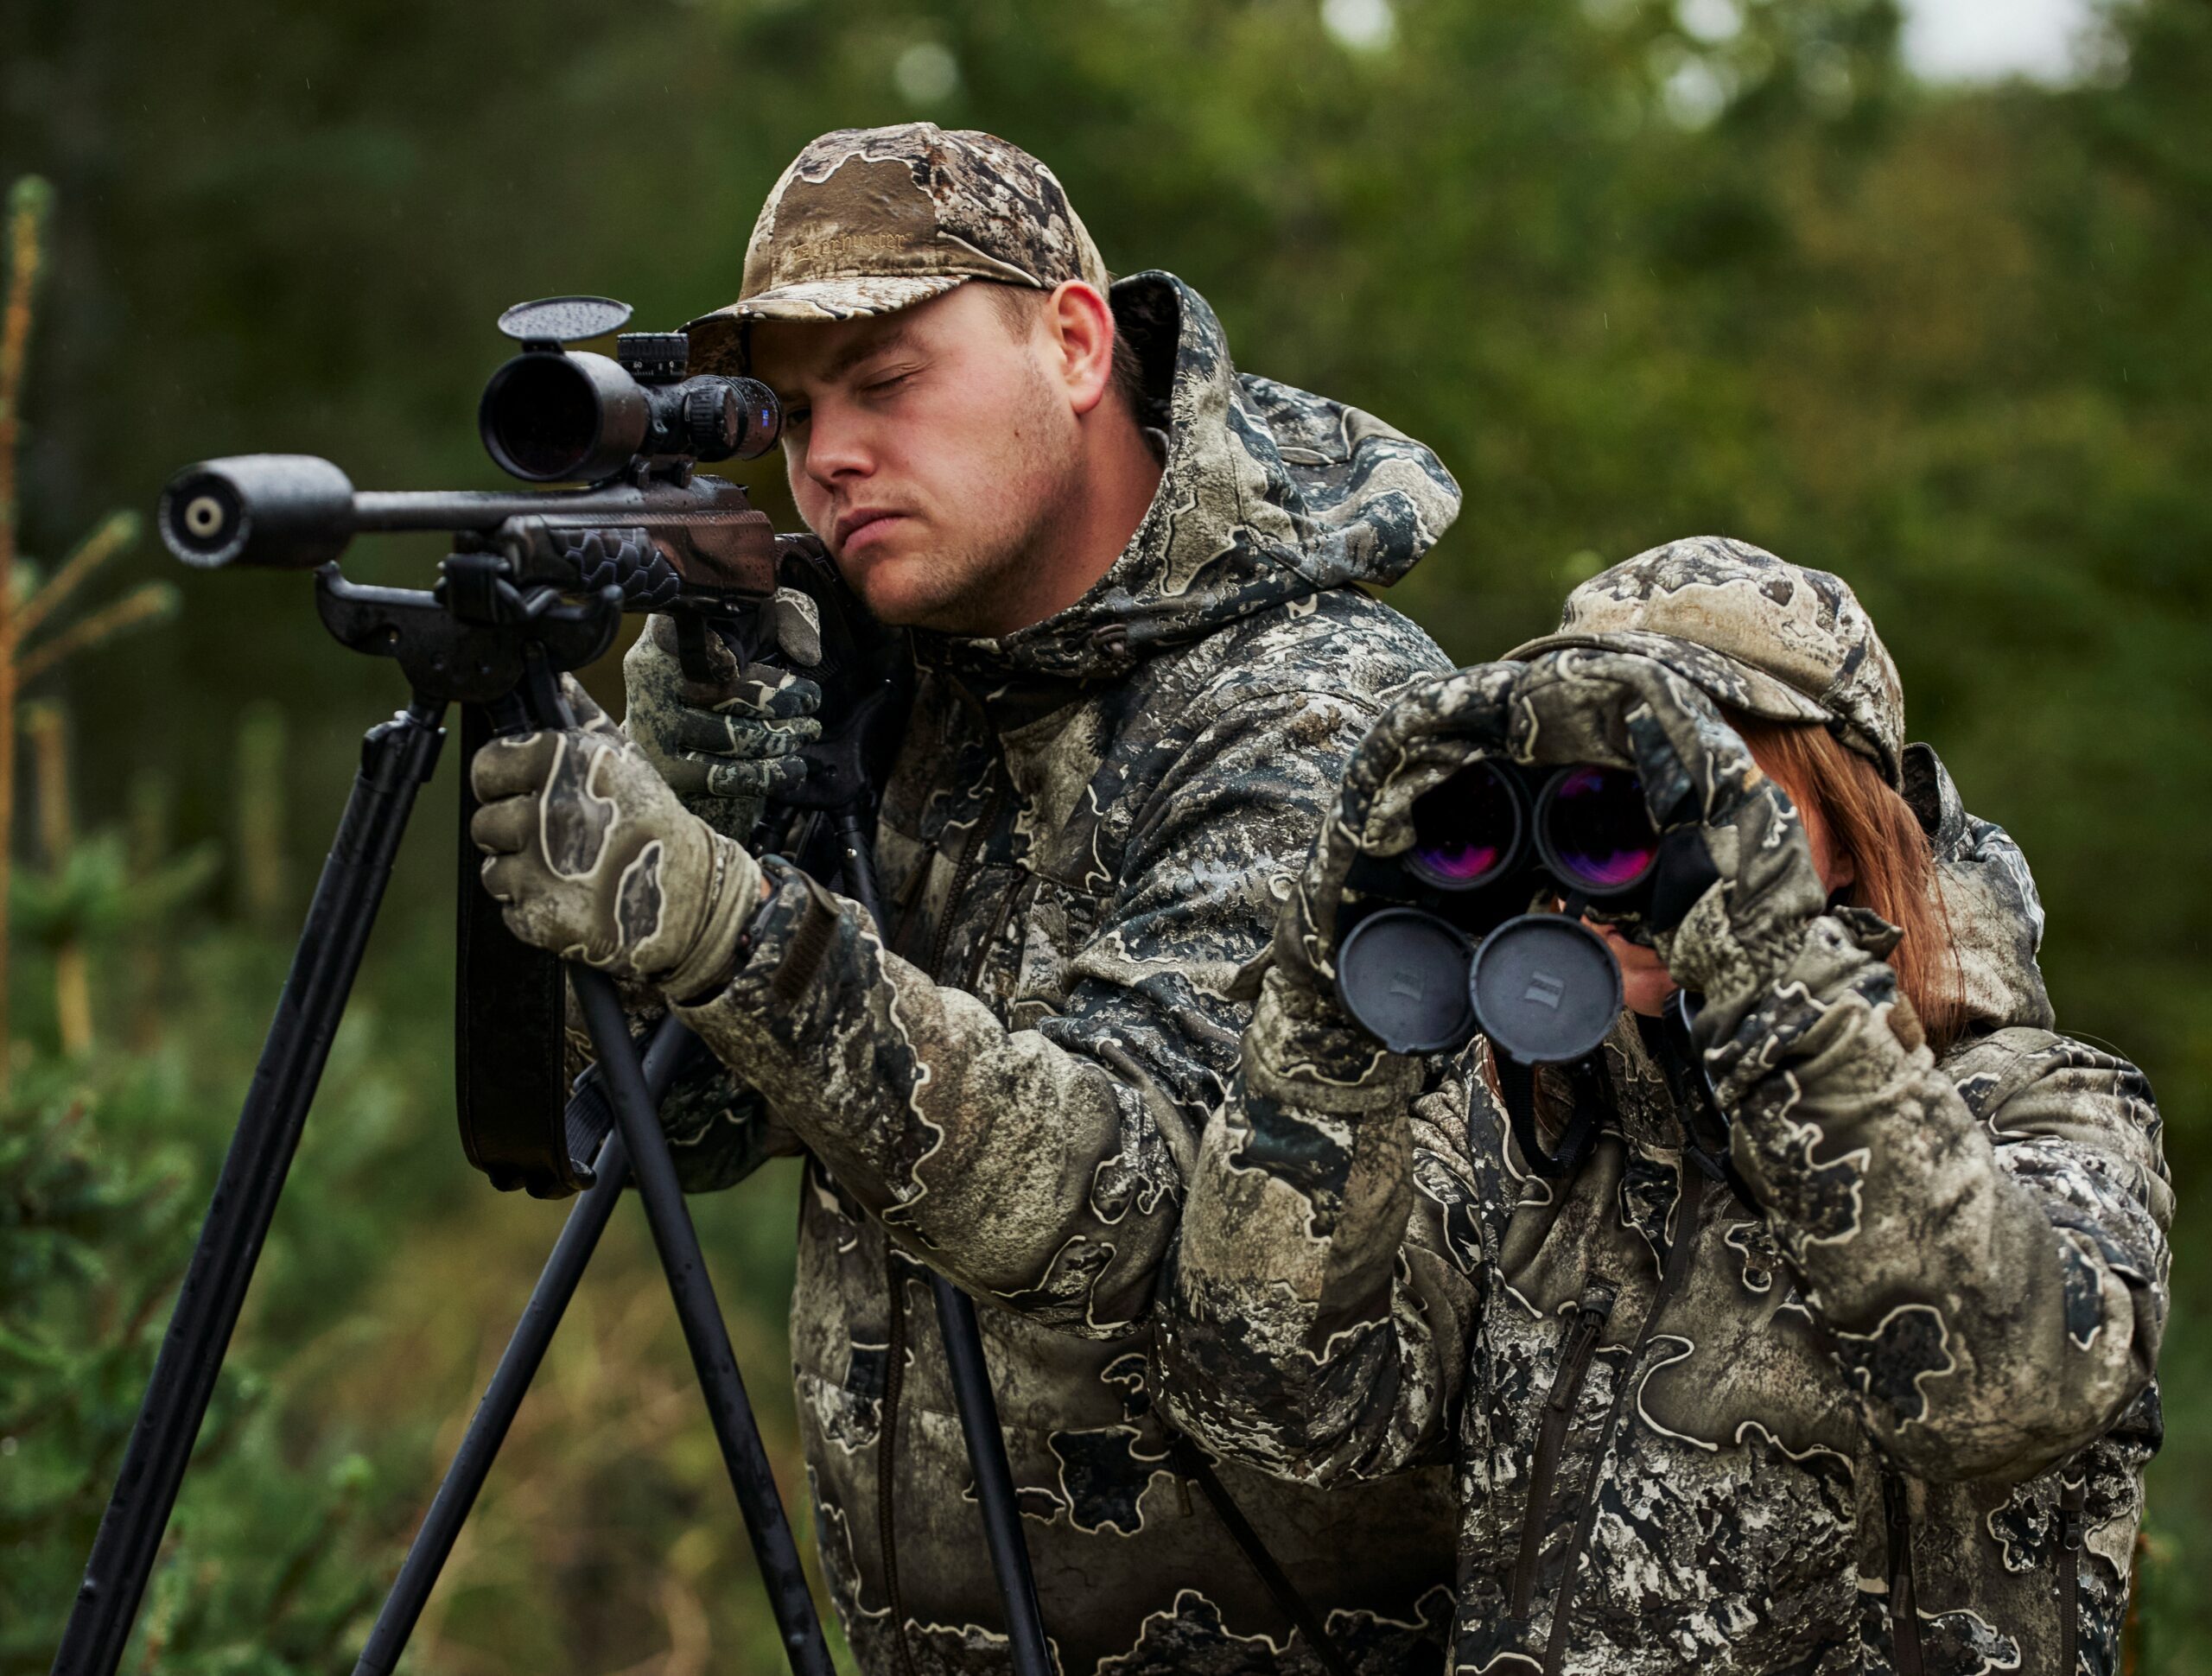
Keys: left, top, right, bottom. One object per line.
{"left": 802, "top": 404, "right": 874, "bottom": 488}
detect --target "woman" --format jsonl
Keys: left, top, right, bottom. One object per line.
{"left": 1157, "top": 537, "right": 2168, "bottom": 1674}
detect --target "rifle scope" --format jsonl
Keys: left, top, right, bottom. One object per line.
{"left": 157, "top": 296, "right": 787, "bottom": 580}
{"left": 477, "top": 295, "right": 780, "bottom": 483}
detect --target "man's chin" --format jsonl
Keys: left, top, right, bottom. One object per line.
{"left": 843, "top": 551, "right": 963, "bottom": 632}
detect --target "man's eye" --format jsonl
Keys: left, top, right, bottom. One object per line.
{"left": 863, "top": 372, "right": 912, "bottom": 397}
{"left": 782, "top": 405, "right": 810, "bottom": 429}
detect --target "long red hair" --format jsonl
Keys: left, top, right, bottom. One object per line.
{"left": 1731, "top": 715, "right": 1967, "bottom": 1052}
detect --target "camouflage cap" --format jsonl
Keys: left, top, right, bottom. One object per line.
{"left": 1506, "top": 536, "right": 1906, "bottom": 784}
{"left": 685, "top": 124, "right": 1109, "bottom": 367}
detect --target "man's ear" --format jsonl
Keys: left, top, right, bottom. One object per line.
{"left": 1046, "top": 280, "right": 1117, "bottom": 416}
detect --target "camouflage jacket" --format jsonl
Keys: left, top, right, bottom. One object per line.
{"left": 1160, "top": 751, "right": 2171, "bottom": 1675}
{"left": 651, "top": 272, "right": 1465, "bottom": 1674}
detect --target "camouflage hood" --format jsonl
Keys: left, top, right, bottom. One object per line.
{"left": 917, "top": 271, "right": 1461, "bottom": 684}
{"left": 1902, "top": 741, "right": 2057, "bottom": 1036}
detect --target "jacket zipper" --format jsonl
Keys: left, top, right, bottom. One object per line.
{"left": 1883, "top": 1468, "right": 1924, "bottom": 1676}
{"left": 2058, "top": 1473, "right": 2086, "bottom": 1675}
{"left": 1539, "top": 1166, "right": 1707, "bottom": 1674}
{"left": 882, "top": 754, "right": 1007, "bottom": 1675}
{"left": 878, "top": 1249, "right": 920, "bottom": 1676}
{"left": 1509, "top": 1278, "right": 1619, "bottom": 1621}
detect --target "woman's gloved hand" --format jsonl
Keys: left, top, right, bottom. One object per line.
{"left": 1274, "top": 663, "right": 1529, "bottom": 994}
{"left": 471, "top": 676, "right": 761, "bottom": 1001}
{"left": 622, "top": 592, "right": 823, "bottom": 842}
{"left": 1500, "top": 646, "right": 1830, "bottom": 1011}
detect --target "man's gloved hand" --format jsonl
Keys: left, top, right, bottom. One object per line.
{"left": 622, "top": 590, "right": 823, "bottom": 841}
{"left": 472, "top": 676, "right": 762, "bottom": 1000}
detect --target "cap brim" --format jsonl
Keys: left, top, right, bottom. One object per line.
{"left": 684, "top": 274, "right": 970, "bottom": 371}
{"left": 1503, "top": 628, "right": 1834, "bottom": 728}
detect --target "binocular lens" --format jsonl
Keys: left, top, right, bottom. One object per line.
{"left": 1407, "top": 761, "right": 1522, "bottom": 891}
{"left": 1541, "top": 766, "right": 1657, "bottom": 895}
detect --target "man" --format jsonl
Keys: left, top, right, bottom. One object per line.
{"left": 472, "top": 124, "right": 1462, "bottom": 1673}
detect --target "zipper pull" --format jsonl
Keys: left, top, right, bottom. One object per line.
{"left": 2058, "top": 1477, "right": 2086, "bottom": 1552}
{"left": 1548, "top": 1280, "right": 1617, "bottom": 1413}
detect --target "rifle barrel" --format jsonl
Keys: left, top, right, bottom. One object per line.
{"left": 351, "top": 483, "right": 752, "bottom": 532}
{"left": 159, "top": 454, "right": 761, "bottom": 573}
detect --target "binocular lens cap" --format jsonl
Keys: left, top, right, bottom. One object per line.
{"left": 1335, "top": 908, "right": 1477, "bottom": 1055}
{"left": 1468, "top": 914, "right": 1624, "bottom": 1065}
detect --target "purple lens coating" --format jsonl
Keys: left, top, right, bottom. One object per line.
{"left": 1408, "top": 762, "right": 1521, "bottom": 891}
{"left": 1543, "top": 766, "right": 1657, "bottom": 892}
{"left": 1410, "top": 837, "right": 1506, "bottom": 885}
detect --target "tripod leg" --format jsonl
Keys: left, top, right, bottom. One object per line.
{"left": 349, "top": 1018, "right": 691, "bottom": 1676}
{"left": 830, "top": 808, "right": 1052, "bottom": 1676}
{"left": 50, "top": 700, "right": 448, "bottom": 1676}
{"left": 571, "top": 972, "right": 836, "bottom": 1676}
{"left": 931, "top": 1277, "right": 1055, "bottom": 1676}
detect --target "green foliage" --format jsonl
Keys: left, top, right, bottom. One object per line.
{"left": 0, "top": 1048, "right": 392, "bottom": 1674}
{"left": 10, "top": 830, "right": 218, "bottom": 952}
{"left": 0, "top": 0, "right": 2206, "bottom": 1666}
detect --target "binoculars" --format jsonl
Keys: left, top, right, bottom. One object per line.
{"left": 1402, "top": 759, "right": 1662, "bottom": 899}
{"left": 1335, "top": 758, "right": 1707, "bottom": 1065}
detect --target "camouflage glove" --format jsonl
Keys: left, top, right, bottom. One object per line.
{"left": 1275, "top": 662, "right": 1531, "bottom": 996}
{"left": 471, "top": 676, "right": 761, "bottom": 1000}
{"left": 621, "top": 594, "right": 823, "bottom": 842}
{"left": 1502, "top": 647, "right": 1829, "bottom": 1012}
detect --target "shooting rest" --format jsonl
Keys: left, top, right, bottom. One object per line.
{"left": 48, "top": 549, "right": 1049, "bottom": 1676}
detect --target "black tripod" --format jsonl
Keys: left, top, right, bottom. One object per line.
{"left": 49, "top": 555, "right": 1046, "bottom": 1676}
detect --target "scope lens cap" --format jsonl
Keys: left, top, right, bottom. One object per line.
{"left": 1335, "top": 908, "right": 1477, "bottom": 1055}
{"left": 1468, "top": 913, "right": 1624, "bottom": 1065}
{"left": 496, "top": 295, "right": 634, "bottom": 344}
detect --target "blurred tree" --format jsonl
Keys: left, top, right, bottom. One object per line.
{"left": 0, "top": 177, "right": 178, "bottom": 1079}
